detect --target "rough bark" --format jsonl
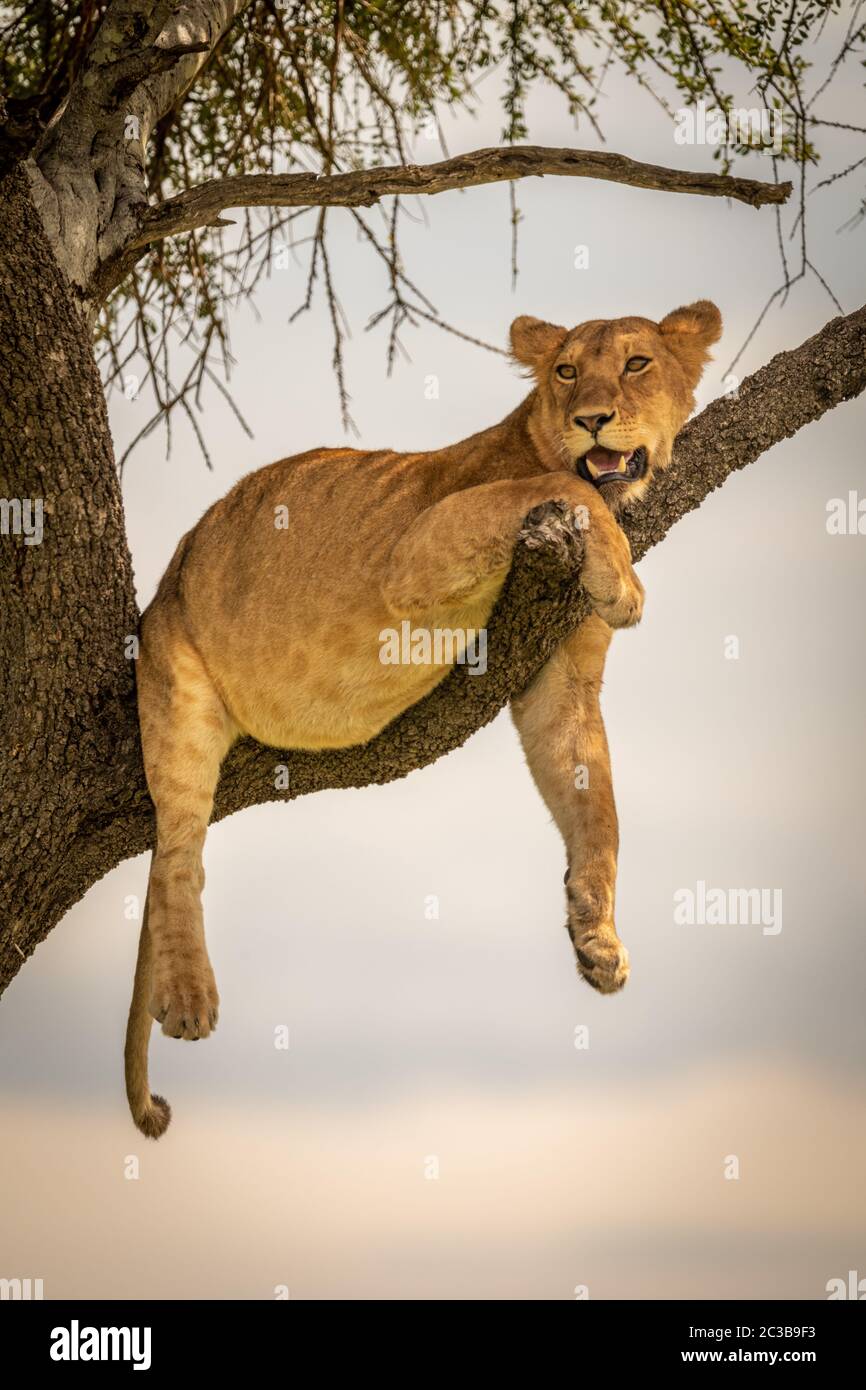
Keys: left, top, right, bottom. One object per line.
{"left": 22, "top": 1, "right": 252, "bottom": 295}
{"left": 0, "top": 195, "right": 863, "bottom": 997}
{"left": 0, "top": 164, "right": 142, "bottom": 981}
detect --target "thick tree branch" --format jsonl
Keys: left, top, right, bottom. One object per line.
{"left": 1, "top": 299, "right": 863, "bottom": 998}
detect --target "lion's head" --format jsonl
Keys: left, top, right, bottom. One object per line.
{"left": 511, "top": 302, "right": 722, "bottom": 511}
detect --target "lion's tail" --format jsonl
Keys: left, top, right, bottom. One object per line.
{"left": 124, "top": 869, "right": 171, "bottom": 1139}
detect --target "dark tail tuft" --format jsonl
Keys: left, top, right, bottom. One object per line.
{"left": 133, "top": 1093, "right": 172, "bottom": 1139}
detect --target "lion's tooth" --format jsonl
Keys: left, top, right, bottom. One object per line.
{"left": 586, "top": 459, "right": 600, "bottom": 479}
{"left": 616, "top": 457, "right": 627, "bottom": 474}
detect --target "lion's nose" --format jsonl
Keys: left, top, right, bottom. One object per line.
{"left": 573, "top": 410, "right": 615, "bottom": 433}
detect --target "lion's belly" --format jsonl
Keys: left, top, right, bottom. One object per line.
{"left": 210, "top": 594, "right": 498, "bottom": 751}
{"left": 176, "top": 453, "right": 507, "bottom": 751}
{"left": 226, "top": 655, "right": 448, "bottom": 750}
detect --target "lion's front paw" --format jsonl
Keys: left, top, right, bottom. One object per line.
{"left": 572, "top": 927, "right": 630, "bottom": 994}
{"left": 149, "top": 958, "right": 220, "bottom": 1040}
{"left": 519, "top": 499, "right": 586, "bottom": 563}
{"left": 593, "top": 573, "right": 644, "bottom": 629}
{"left": 582, "top": 561, "right": 644, "bottom": 629}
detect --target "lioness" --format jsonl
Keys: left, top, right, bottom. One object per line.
{"left": 126, "top": 300, "right": 722, "bottom": 1136}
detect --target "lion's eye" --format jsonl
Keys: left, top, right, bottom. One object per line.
{"left": 555, "top": 363, "right": 576, "bottom": 380}
{"left": 625, "top": 356, "right": 650, "bottom": 373}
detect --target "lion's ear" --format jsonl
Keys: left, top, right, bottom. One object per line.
{"left": 509, "top": 315, "right": 568, "bottom": 371}
{"left": 658, "top": 300, "right": 722, "bottom": 386}
{"left": 659, "top": 300, "right": 722, "bottom": 345}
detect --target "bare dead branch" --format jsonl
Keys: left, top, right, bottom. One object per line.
{"left": 127, "top": 141, "right": 792, "bottom": 253}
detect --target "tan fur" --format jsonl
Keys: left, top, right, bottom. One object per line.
{"left": 126, "top": 302, "right": 721, "bottom": 1135}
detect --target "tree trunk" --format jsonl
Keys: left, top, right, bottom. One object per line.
{"left": 0, "top": 165, "right": 143, "bottom": 987}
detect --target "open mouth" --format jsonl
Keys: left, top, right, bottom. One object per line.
{"left": 576, "top": 445, "right": 648, "bottom": 489}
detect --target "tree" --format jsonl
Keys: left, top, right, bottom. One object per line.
{"left": 1, "top": 0, "right": 864, "bottom": 995}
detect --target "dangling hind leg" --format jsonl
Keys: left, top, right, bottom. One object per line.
{"left": 136, "top": 613, "right": 236, "bottom": 1041}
